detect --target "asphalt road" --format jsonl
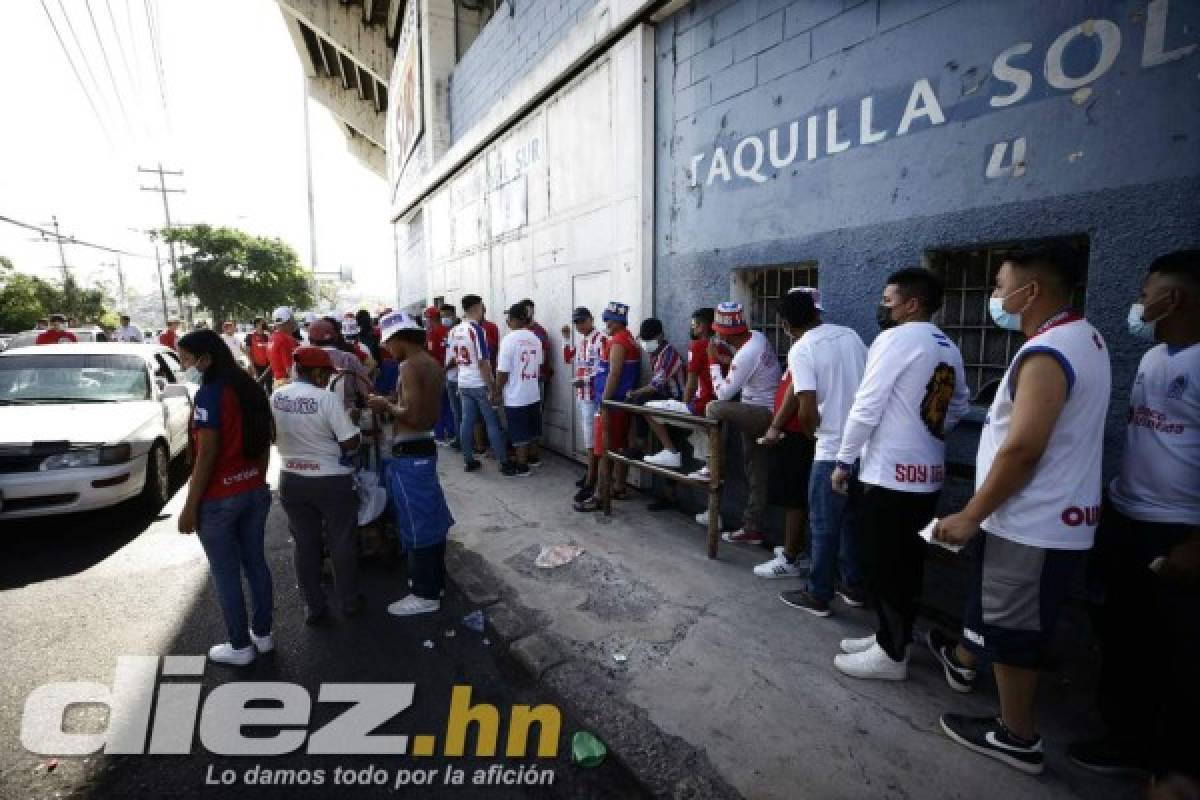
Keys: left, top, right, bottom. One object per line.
{"left": 0, "top": 457, "right": 647, "bottom": 800}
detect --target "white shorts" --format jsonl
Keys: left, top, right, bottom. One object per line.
{"left": 577, "top": 397, "right": 598, "bottom": 449}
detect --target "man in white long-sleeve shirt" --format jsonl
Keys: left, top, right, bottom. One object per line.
{"left": 704, "top": 301, "right": 782, "bottom": 544}
{"left": 832, "top": 268, "right": 968, "bottom": 682}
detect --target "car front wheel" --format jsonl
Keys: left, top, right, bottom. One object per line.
{"left": 141, "top": 442, "right": 171, "bottom": 509}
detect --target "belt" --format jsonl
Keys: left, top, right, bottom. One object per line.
{"left": 392, "top": 438, "right": 437, "bottom": 457}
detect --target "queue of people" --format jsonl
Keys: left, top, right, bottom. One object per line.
{"left": 103, "top": 246, "right": 1195, "bottom": 788}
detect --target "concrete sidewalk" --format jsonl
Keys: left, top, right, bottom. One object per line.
{"left": 439, "top": 451, "right": 1138, "bottom": 800}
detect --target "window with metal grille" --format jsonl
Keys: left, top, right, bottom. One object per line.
{"left": 739, "top": 263, "right": 818, "bottom": 366}
{"left": 925, "top": 237, "right": 1089, "bottom": 402}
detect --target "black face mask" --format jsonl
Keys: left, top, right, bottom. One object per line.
{"left": 875, "top": 304, "right": 897, "bottom": 331}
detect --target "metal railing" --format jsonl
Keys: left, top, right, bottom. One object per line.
{"left": 598, "top": 399, "right": 726, "bottom": 559}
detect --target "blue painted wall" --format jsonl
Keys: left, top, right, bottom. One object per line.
{"left": 449, "top": 0, "right": 598, "bottom": 142}
{"left": 655, "top": 0, "right": 1200, "bottom": 504}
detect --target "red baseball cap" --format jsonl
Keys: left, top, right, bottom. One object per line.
{"left": 293, "top": 346, "right": 332, "bottom": 369}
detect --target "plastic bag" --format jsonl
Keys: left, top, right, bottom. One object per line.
{"left": 355, "top": 469, "right": 388, "bottom": 527}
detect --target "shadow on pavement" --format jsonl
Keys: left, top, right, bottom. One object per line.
{"left": 67, "top": 496, "right": 648, "bottom": 800}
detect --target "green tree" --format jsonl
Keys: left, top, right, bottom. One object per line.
{"left": 0, "top": 257, "right": 117, "bottom": 331}
{"left": 163, "top": 225, "right": 313, "bottom": 322}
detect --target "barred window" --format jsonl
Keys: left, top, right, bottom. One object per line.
{"left": 926, "top": 237, "right": 1089, "bottom": 401}
{"left": 740, "top": 263, "right": 818, "bottom": 366}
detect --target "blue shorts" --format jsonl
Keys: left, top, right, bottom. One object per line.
{"left": 962, "top": 532, "right": 1082, "bottom": 669}
{"left": 385, "top": 454, "right": 455, "bottom": 550}
{"left": 505, "top": 402, "right": 542, "bottom": 446}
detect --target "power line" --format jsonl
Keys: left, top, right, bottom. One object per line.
{"left": 104, "top": 0, "right": 138, "bottom": 101}
{"left": 39, "top": 0, "right": 114, "bottom": 147}
{"left": 83, "top": 0, "right": 133, "bottom": 136}
{"left": 0, "top": 214, "right": 154, "bottom": 260}
{"left": 138, "top": 163, "right": 185, "bottom": 316}
{"left": 144, "top": 0, "right": 169, "bottom": 133}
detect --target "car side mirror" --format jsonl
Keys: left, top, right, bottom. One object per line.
{"left": 162, "top": 384, "right": 190, "bottom": 399}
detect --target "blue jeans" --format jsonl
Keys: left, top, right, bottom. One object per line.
{"left": 459, "top": 386, "right": 507, "bottom": 464}
{"left": 197, "top": 486, "right": 274, "bottom": 649}
{"left": 446, "top": 380, "right": 462, "bottom": 442}
{"left": 806, "top": 461, "right": 863, "bottom": 603}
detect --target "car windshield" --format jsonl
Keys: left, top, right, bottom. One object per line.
{"left": 0, "top": 353, "right": 150, "bottom": 403}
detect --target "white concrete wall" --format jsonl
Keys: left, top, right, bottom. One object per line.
{"left": 421, "top": 25, "right": 655, "bottom": 457}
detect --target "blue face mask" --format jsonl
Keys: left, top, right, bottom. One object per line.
{"left": 988, "top": 283, "right": 1034, "bottom": 332}
{"left": 1127, "top": 295, "right": 1171, "bottom": 341}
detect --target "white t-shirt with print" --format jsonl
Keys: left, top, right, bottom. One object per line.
{"left": 709, "top": 330, "right": 781, "bottom": 408}
{"left": 790, "top": 323, "right": 868, "bottom": 462}
{"left": 497, "top": 328, "right": 543, "bottom": 407}
{"left": 1109, "top": 342, "right": 1200, "bottom": 525}
{"left": 447, "top": 321, "right": 492, "bottom": 389}
{"left": 271, "top": 380, "right": 359, "bottom": 476}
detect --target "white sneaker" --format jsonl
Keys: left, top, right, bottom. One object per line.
{"left": 249, "top": 630, "right": 274, "bottom": 654}
{"left": 753, "top": 554, "right": 804, "bottom": 579}
{"left": 833, "top": 642, "right": 907, "bottom": 681}
{"left": 772, "top": 546, "right": 812, "bottom": 570}
{"left": 695, "top": 509, "right": 723, "bottom": 527}
{"left": 687, "top": 466, "right": 711, "bottom": 480}
{"left": 643, "top": 449, "right": 682, "bottom": 468}
{"left": 387, "top": 594, "right": 441, "bottom": 617}
{"left": 840, "top": 633, "right": 877, "bottom": 654}
{"left": 208, "top": 642, "right": 256, "bottom": 666}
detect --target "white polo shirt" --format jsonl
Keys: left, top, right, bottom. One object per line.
{"left": 1109, "top": 342, "right": 1200, "bottom": 526}
{"left": 497, "top": 328, "right": 543, "bottom": 407}
{"left": 271, "top": 380, "right": 359, "bottom": 476}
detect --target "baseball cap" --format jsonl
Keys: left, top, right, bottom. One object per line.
{"left": 571, "top": 306, "right": 592, "bottom": 323}
{"left": 380, "top": 310, "right": 421, "bottom": 342}
{"left": 341, "top": 318, "right": 361, "bottom": 337}
{"left": 601, "top": 301, "right": 629, "bottom": 324}
{"left": 272, "top": 306, "right": 294, "bottom": 324}
{"left": 293, "top": 346, "right": 333, "bottom": 369}
{"left": 307, "top": 319, "right": 337, "bottom": 345}
{"left": 713, "top": 301, "right": 748, "bottom": 335}
{"left": 786, "top": 286, "right": 824, "bottom": 311}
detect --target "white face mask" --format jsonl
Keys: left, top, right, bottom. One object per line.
{"left": 640, "top": 338, "right": 661, "bottom": 353}
{"left": 987, "top": 282, "right": 1035, "bottom": 332}
{"left": 441, "top": 317, "right": 454, "bottom": 327}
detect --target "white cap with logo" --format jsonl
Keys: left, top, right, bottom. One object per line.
{"left": 380, "top": 310, "right": 421, "bottom": 343}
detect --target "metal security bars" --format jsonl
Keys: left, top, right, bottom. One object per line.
{"left": 741, "top": 263, "right": 818, "bottom": 367}
{"left": 926, "top": 238, "right": 1089, "bottom": 401}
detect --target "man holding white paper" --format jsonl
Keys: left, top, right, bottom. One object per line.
{"left": 930, "top": 246, "right": 1111, "bottom": 775}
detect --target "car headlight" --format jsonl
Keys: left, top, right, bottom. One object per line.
{"left": 41, "top": 444, "right": 132, "bottom": 470}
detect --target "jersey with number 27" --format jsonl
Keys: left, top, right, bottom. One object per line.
{"left": 497, "top": 329, "right": 543, "bottom": 407}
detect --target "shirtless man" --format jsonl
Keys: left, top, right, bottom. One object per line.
{"left": 368, "top": 311, "right": 455, "bottom": 617}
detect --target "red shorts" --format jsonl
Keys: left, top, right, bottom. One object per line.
{"left": 593, "top": 409, "right": 632, "bottom": 457}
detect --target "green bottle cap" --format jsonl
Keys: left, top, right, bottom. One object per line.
{"left": 570, "top": 731, "right": 607, "bottom": 768}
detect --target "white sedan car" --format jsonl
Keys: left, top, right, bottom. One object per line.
{"left": 0, "top": 343, "right": 194, "bottom": 519}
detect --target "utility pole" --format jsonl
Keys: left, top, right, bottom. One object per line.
{"left": 154, "top": 245, "right": 170, "bottom": 327}
{"left": 138, "top": 163, "right": 185, "bottom": 317}
{"left": 100, "top": 257, "right": 128, "bottom": 311}
{"left": 40, "top": 215, "right": 71, "bottom": 285}
{"left": 302, "top": 79, "right": 318, "bottom": 274}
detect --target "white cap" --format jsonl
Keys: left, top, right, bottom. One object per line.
{"left": 272, "top": 306, "right": 294, "bottom": 323}
{"left": 341, "top": 319, "right": 361, "bottom": 337}
{"left": 302, "top": 311, "right": 318, "bottom": 325}
{"left": 379, "top": 310, "right": 420, "bottom": 343}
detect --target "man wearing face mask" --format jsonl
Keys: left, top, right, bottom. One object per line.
{"left": 629, "top": 318, "right": 685, "bottom": 456}
{"left": 439, "top": 303, "right": 462, "bottom": 449}
{"left": 35, "top": 313, "right": 77, "bottom": 345}
{"left": 925, "top": 246, "right": 1110, "bottom": 775}
{"left": 1068, "top": 250, "right": 1200, "bottom": 780}
{"left": 831, "top": 268, "right": 968, "bottom": 682}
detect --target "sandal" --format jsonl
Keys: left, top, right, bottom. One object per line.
{"left": 573, "top": 496, "right": 602, "bottom": 512}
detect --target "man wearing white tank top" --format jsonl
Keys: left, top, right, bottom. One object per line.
{"left": 1070, "top": 251, "right": 1200, "bottom": 780}
{"left": 929, "top": 246, "right": 1111, "bottom": 775}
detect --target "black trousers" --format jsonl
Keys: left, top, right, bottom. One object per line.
{"left": 408, "top": 542, "right": 447, "bottom": 600}
{"left": 859, "top": 484, "right": 939, "bottom": 661}
{"left": 1090, "top": 500, "right": 1199, "bottom": 776}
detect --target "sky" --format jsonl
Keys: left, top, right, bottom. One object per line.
{"left": 0, "top": 0, "right": 396, "bottom": 320}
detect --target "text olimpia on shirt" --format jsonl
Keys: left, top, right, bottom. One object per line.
{"left": 1108, "top": 342, "right": 1200, "bottom": 526}
{"left": 836, "top": 321, "right": 969, "bottom": 493}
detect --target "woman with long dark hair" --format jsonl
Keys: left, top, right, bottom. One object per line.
{"left": 176, "top": 329, "right": 276, "bottom": 666}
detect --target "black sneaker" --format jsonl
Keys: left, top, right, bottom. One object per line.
{"left": 464, "top": 460, "right": 482, "bottom": 473}
{"left": 647, "top": 498, "right": 676, "bottom": 512}
{"left": 940, "top": 714, "right": 1044, "bottom": 775}
{"left": 573, "top": 485, "right": 594, "bottom": 503}
{"left": 501, "top": 462, "right": 529, "bottom": 477}
{"left": 778, "top": 590, "right": 831, "bottom": 617}
{"left": 1067, "top": 738, "right": 1151, "bottom": 776}
{"left": 926, "top": 629, "right": 977, "bottom": 693}
{"left": 527, "top": 456, "right": 542, "bottom": 468}
{"left": 835, "top": 584, "right": 867, "bottom": 608}
{"left": 575, "top": 476, "right": 587, "bottom": 488}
